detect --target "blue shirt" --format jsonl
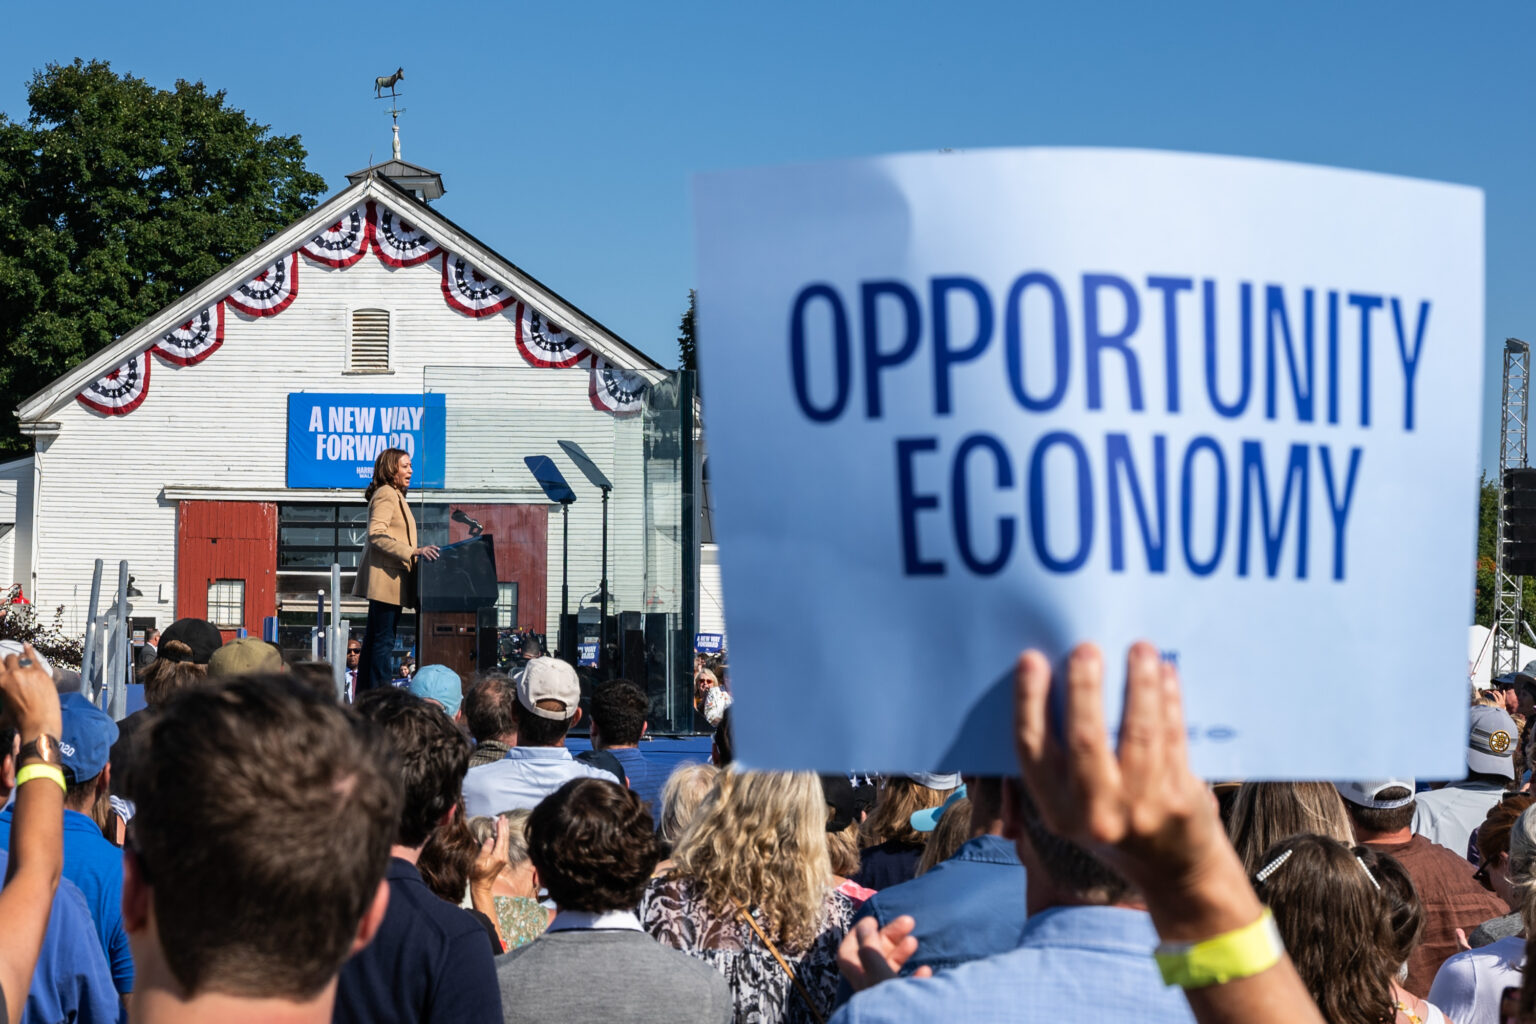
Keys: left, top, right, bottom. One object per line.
{"left": 605, "top": 747, "right": 671, "bottom": 812}
{"left": 0, "top": 808, "right": 133, "bottom": 994}
{"left": 830, "top": 905, "right": 1196, "bottom": 1024}
{"left": 853, "top": 835, "right": 1026, "bottom": 976}
{"left": 0, "top": 850, "right": 118, "bottom": 1024}
{"left": 334, "top": 858, "right": 502, "bottom": 1024}
{"left": 462, "top": 747, "right": 620, "bottom": 817}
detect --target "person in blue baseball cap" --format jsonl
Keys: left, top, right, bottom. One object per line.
{"left": 910, "top": 784, "right": 968, "bottom": 834}
{"left": 0, "top": 691, "right": 134, "bottom": 1006}
{"left": 410, "top": 665, "right": 465, "bottom": 722}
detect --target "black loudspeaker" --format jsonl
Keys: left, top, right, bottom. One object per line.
{"left": 558, "top": 613, "right": 578, "bottom": 664}
{"left": 1505, "top": 469, "right": 1536, "bottom": 576}
{"left": 643, "top": 613, "right": 670, "bottom": 694}
{"left": 621, "top": 632, "right": 647, "bottom": 687}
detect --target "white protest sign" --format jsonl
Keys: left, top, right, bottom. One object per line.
{"left": 694, "top": 148, "right": 1483, "bottom": 779}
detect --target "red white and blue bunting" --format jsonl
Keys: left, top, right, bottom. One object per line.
{"left": 77, "top": 199, "right": 645, "bottom": 418}
{"left": 442, "top": 254, "right": 515, "bottom": 317}
{"left": 77, "top": 352, "right": 151, "bottom": 416}
{"left": 371, "top": 200, "right": 441, "bottom": 267}
{"left": 152, "top": 302, "right": 225, "bottom": 367}
{"left": 589, "top": 358, "right": 647, "bottom": 417}
{"left": 515, "top": 301, "right": 591, "bottom": 368}
{"left": 302, "top": 206, "right": 370, "bottom": 268}
{"left": 227, "top": 253, "right": 299, "bottom": 317}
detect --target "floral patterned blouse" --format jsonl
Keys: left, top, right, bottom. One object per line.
{"left": 492, "top": 895, "right": 550, "bottom": 951}
{"left": 640, "top": 874, "right": 855, "bottom": 1024}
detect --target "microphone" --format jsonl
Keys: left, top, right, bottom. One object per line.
{"left": 451, "top": 509, "right": 484, "bottom": 537}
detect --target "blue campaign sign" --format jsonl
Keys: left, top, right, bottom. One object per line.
{"left": 694, "top": 633, "right": 724, "bottom": 654}
{"left": 287, "top": 393, "right": 446, "bottom": 489}
{"left": 695, "top": 148, "right": 1483, "bottom": 779}
{"left": 577, "top": 642, "right": 599, "bottom": 667}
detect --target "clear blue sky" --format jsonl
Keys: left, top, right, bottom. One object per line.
{"left": 3, "top": 1, "right": 1530, "bottom": 472}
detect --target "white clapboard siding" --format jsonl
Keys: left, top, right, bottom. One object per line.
{"left": 427, "top": 364, "right": 660, "bottom": 631}
{"left": 31, "top": 251, "right": 670, "bottom": 639}
{"left": 699, "top": 545, "right": 726, "bottom": 637}
{"left": 0, "top": 475, "right": 15, "bottom": 590}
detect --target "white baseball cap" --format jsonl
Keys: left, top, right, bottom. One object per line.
{"left": 515, "top": 657, "right": 581, "bottom": 721}
{"left": 1335, "top": 779, "right": 1416, "bottom": 809}
{"left": 904, "top": 772, "right": 963, "bottom": 791}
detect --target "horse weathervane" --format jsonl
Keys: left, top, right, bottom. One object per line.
{"left": 374, "top": 67, "right": 404, "bottom": 99}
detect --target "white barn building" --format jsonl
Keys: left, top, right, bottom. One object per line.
{"left": 8, "top": 164, "right": 703, "bottom": 727}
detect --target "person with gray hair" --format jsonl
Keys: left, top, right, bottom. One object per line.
{"left": 468, "top": 811, "right": 548, "bottom": 952}
{"left": 1430, "top": 803, "right": 1536, "bottom": 1024}
{"left": 656, "top": 763, "right": 719, "bottom": 856}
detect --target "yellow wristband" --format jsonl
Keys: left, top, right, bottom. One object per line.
{"left": 16, "top": 763, "right": 67, "bottom": 794}
{"left": 1153, "top": 908, "right": 1285, "bottom": 989}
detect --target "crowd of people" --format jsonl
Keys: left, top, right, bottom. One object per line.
{"left": 0, "top": 629, "right": 1525, "bottom": 1024}
{"left": 7, "top": 573, "right": 1536, "bottom": 1022}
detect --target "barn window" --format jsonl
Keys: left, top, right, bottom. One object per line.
{"left": 207, "top": 579, "right": 245, "bottom": 629}
{"left": 349, "top": 308, "right": 391, "bottom": 371}
{"left": 496, "top": 582, "right": 519, "bottom": 629}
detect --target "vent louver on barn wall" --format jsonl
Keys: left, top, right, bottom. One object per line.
{"left": 350, "top": 308, "right": 390, "bottom": 371}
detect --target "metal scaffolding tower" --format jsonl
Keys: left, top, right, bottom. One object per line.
{"left": 1493, "top": 338, "right": 1531, "bottom": 676}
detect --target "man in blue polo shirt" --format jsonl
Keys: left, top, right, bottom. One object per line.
{"left": 585, "top": 680, "right": 671, "bottom": 812}
{"left": 334, "top": 689, "right": 501, "bottom": 1024}
{"left": 0, "top": 692, "right": 134, "bottom": 1008}
{"left": 835, "top": 776, "right": 1025, "bottom": 1004}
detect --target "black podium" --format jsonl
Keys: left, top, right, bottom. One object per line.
{"left": 417, "top": 535, "right": 498, "bottom": 683}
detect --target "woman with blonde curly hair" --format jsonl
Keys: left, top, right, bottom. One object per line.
{"left": 641, "top": 769, "right": 855, "bottom": 1024}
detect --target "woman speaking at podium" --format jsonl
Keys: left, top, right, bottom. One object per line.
{"left": 353, "top": 447, "right": 439, "bottom": 692}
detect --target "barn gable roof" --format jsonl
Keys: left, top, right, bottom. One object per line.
{"left": 16, "top": 173, "right": 663, "bottom": 425}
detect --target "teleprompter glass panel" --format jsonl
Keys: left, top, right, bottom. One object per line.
{"left": 420, "top": 366, "right": 697, "bottom": 732}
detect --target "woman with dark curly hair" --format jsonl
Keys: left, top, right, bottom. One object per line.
{"left": 497, "top": 777, "right": 732, "bottom": 1024}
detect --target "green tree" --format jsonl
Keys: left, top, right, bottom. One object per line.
{"left": 1474, "top": 473, "right": 1536, "bottom": 634}
{"left": 678, "top": 288, "right": 697, "bottom": 374}
{"left": 0, "top": 59, "right": 326, "bottom": 454}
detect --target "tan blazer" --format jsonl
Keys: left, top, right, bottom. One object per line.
{"left": 352, "top": 484, "right": 418, "bottom": 606}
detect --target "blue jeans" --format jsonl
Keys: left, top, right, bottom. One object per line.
{"left": 356, "top": 600, "right": 400, "bottom": 693}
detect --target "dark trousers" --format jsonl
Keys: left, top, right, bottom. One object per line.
{"left": 356, "top": 600, "right": 401, "bottom": 693}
